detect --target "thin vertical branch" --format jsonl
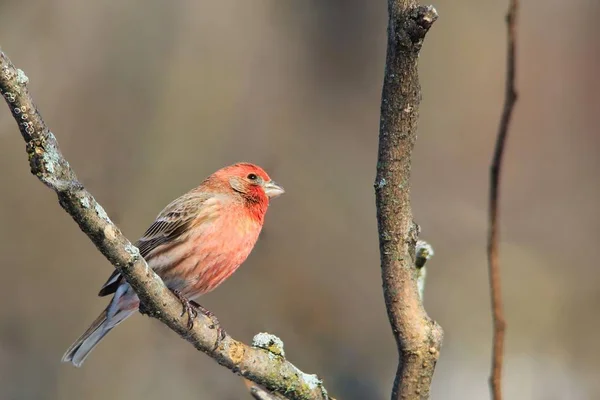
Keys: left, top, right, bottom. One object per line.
{"left": 488, "top": 1, "right": 519, "bottom": 399}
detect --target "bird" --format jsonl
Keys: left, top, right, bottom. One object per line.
{"left": 62, "top": 162, "right": 284, "bottom": 367}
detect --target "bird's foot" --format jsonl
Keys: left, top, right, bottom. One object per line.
{"left": 190, "top": 300, "right": 227, "bottom": 349}
{"left": 171, "top": 291, "right": 226, "bottom": 349}
{"left": 172, "top": 290, "right": 198, "bottom": 329}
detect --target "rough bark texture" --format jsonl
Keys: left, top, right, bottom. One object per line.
{"left": 0, "top": 49, "right": 331, "bottom": 400}
{"left": 374, "top": 2, "right": 442, "bottom": 399}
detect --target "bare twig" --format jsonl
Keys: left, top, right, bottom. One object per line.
{"left": 0, "top": 49, "right": 331, "bottom": 400}
{"left": 487, "top": 1, "right": 519, "bottom": 399}
{"left": 249, "top": 387, "right": 288, "bottom": 400}
{"left": 415, "top": 240, "right": 435, "bottom": 302}
{"left": 375, "top": 2, "right": 442, "bottom": 399}
{"left": 244, "top": 378, "right": 289, "bottom": 400}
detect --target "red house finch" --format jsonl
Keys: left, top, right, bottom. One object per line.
{"left": 62, "top": 163, "right": 284, "bottom": 367}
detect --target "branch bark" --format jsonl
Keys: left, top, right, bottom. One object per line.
{"left": 375, "top": 2, "right": 442, "bottom": 400}
{"left": 0, "top": 49, "right": 331, "bottom": 400}
{"left": 488, "top": 1, "right": 519, "bottom": 399}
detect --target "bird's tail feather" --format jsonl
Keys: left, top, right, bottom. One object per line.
{"left": 62, "top": 289, "right": 136, "bottom": 367}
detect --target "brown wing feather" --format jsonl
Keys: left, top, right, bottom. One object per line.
{"left": 97, "top": 191, "right": 210, "bottom": 297}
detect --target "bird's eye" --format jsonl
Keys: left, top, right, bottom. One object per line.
{"left": 247, "top": 173, "right": 258, "bottom": 181}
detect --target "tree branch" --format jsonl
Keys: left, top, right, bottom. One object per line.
{"left": 487, "top": 1, "right": 519, "bottom": 399}
{"left": 0, "top": 49, "right": 331, "bottom": 400}
{"left": 375, "top": 2, "right": 442, "bottom": 399}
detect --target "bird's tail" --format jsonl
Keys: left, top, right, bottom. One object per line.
{"left": 62, "top": 286, "right": 137, "bottom": 367}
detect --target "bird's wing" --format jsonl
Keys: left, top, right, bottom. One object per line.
{"left": 97, "top": 191, "right": 213, "bottom": 297}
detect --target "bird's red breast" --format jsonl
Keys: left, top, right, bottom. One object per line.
{"left": 97, "top": 162, "right": 283, "bottom": 300}
{"left": 142, "top": 163, "right": 280, "bottom": 297}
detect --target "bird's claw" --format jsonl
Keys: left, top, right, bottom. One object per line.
{"left": 190, "top": 300, "right": 227, "bottom": 349}
{"left": 171, "top": 291, "right": 226, "bottom": 348}
{"left": 172, "top": 290, "right": 198, "bottom": 329}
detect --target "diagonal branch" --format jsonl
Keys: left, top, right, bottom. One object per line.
{"left": 487, "top": 1, "right": 519, "bottom": 399}
{"left": 375, "top": 2, "right": 442, "bottom": 399}
{"left": 0, "top": 49, "right": 331, "bottom": 400}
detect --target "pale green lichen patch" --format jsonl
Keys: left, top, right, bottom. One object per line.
{"left": 124, "top": 243, "right": 140, "bottom": 257}
{"left": 94, "top": 203, "right": 113, "bottom": 223}
{"left": 46, "top": 131, "right": 58, "bottom": 141}
{"left": 252, "top": 332, "right": 285, "bottom": 357}
{"left": 16, "top": 69, "right": 29, "bottom": 85}
{"left": 41, "top": 152, "right": 56, "bottom": 174}
{"left": 293, "top": 366, "right": 328, "bottom": 398}
{"left": 38, "top": 133, "right": 62, "bottom": 175}
{"left": 79, "top": 195, "right": 90, "bottom": 208}
{"left": 300, "top": 371, "right": 321, "bottom": 390}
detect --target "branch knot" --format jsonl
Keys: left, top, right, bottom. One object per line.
{"left": 406, "top": 5, "right": 439, "bottom": 51}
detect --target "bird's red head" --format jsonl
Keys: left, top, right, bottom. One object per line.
{"left": 210, "top": 163, "right": 284, "bottom": 204}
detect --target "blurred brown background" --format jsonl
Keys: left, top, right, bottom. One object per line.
{"left": 1, "top": 1, "right": 599, "bottom": 399}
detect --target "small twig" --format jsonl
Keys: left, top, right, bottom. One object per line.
{"left": 0, "top": 49, "right": 331, "bottom": 400}
{"left": 415, "top": 240, "right": 434, "bottom": 301}
{"left": 487, "top": 1, "right": 519, "bottom": 399}
{"left": 244, "top": 379, "right": 289, "bottom": 400}
{"left": 250, "top": 387, "right": 288, "bottom": 400}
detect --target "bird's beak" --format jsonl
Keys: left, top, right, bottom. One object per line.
{"left": 264, "top": 180, "right": 285, "bottom": 198}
